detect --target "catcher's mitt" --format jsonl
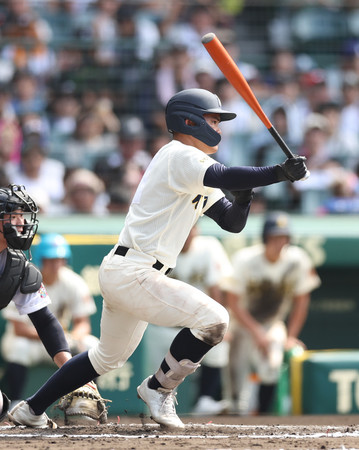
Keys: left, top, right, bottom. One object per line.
{"left": 57, "top": 381, "right": 111, "bottom": 425}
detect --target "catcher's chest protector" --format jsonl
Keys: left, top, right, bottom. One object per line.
{"left": 0, "top": 248, "right": 42, "bottom": 309}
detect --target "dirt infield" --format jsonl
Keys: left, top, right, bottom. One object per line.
{"left": 1, "top": 414, "right": 359, "bottom": 450}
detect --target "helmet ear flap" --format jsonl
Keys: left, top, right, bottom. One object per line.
{"left": 167, "top": 111, "right": 222, "bottom": 146}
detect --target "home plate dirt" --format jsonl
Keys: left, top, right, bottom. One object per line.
{"left": 1, "top": 414, "right": 359, "bottom": 450}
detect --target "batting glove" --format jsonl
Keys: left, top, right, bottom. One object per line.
{"left": 275, "top": 156, "right": 310, "bottom": 182}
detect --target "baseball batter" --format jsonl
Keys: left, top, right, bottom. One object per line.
{"left": 226, "top": 212, "right": 321, "bottom": 414}
{"left": 9, "top": 88, "right": 309, "bottom": 429}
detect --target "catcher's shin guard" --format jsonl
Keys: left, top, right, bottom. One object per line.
{"left": 57, "top": 381, "right": 111, "bottom": 425}
{"left": 154, "top": 351, "right": 201, "bottom": 390}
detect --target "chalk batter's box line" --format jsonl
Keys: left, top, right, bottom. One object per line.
{"left": 0, "top": 424, "right": 358, "bottom": 441}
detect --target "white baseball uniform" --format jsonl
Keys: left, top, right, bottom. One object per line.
{"left": 1, "top": 265, "right": 97, "bottom": 366}
{"left": 89, "top": 140, "right": 229, "bottom": 375}
{"left": 226, "top": 243, "right": 321, "bottom": 414}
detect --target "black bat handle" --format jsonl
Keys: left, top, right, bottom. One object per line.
{"left": 268, "top": 126, "right": 295, "bottom": 159}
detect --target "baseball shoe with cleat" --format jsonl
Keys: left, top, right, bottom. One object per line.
{"left": 8, "top": 400, "right": 57, "bottom": 429}
{"left": 137, "top": 376, "right": 185, "bottom": 429}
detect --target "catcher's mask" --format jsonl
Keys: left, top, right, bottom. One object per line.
{"left": 32, "top": 233, "right": 72, "bottom": 269}
{"left": 0, "top": 184, "right": 39, "bottom": 251}
{"left": 262, "top": 211, "right": 291, "bottom": 244}
{"left": 165, "top": 88, "right": 236, "bottom": 146}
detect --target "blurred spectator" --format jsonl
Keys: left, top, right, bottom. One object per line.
{"left": 295, "top": 113, "right": 358, "bottom": 213}
{"left": 10, "top": 71, "right": 47, "bottom": 117}
{"left": 194, "top": 61, "right": 217, "bottom": 93}
{"left": 319, "top": 169, "right": 359, "bottom": 214}
{"left": 226, "top": 212, "right": 321, "bottom": 415}
{"left": 1, "top": 232, "right": 98, "bottom": 404}
{"left": 216, "top": 78, "right": 262, "bottom": 167}
{"left": 95, "top": 115, "right": 151, "bottom": 212}
{"left": 222, "top": 34, "right": 259, "bottom": 82}
{"left": 94, "top": 96, "right": 121, "bottom": 134}
{"left": 0, "top": 86, "right": 23, "bottom": 166}
{"left": 298, "top": 113, "right": 334, "bottom": 171}
{"left": 48, "top": 86, "right": 80, "bottom": 142}
{"left": 116, "top": 2, "right": 160, "bottom": 64}
{"left": 60, "top": 111, "right": 117, "bottom": 170}
{"left": 263, "top": 74, "right": 308, "bottom": 148}
{"left": 164, "top": 4, "right": 221, "bottom": 62}
{"left": 338, "top": 72, "right": 359, "bottom": 140}
{"left": 0, "top": 0, "right": 56, "bottom": 79}
{"left": 0, "top": 167, "right": 10, "bottom": 187}
{"left": 5, "top": 138, "right": 65, "bottom": 211}
{"left": 250, "top": 106, "right": 298, "bottom": 210}
{"left": 317, "top": 101, "right": 359, "bottom": 169}
{"left": 299, "top": 69, "right": 332, "bottom": 115}
{"left": 267, "top": 49, "right": 298, "bottom": 84}
{"left": 90, "top": 0, "right": 120, "bottom": 66}
{"left": 55, "top": 167, "right": 108, "bottom": 215}
{"left": 0, "top": 84, "right": 17, "bottom": 122}
{"left": 154, "top": 44, "right": 197, "bottom": 108}
{"left": 141, "top": 1, "right": 184, "bottom": 38}
{"left": 19, "top": 111, "right": 50, "bottom": 147}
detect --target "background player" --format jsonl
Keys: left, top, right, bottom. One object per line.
{"left": 9, "top": 88, "right": 309, "bottom": 429}
{"left": 1, "top": 232, "right": 98, "bottom": 405}
{"left": 226, "top": 211, "right": 321, "bottom": 414}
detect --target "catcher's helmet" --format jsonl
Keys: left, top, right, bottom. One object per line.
{"left": 0, "top": 184, "right": 38, "bottom": 250}
{"left": 165, "top": 88, "right": 236, "bottom": 146}
{"left": 262, "top": 211, "right": 291, "bottom": 243}
{"left": 32, "top": 233, "right": 72, "bottom": 268}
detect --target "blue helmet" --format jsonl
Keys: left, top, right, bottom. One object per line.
{"left": 32, "top": 233, "right": 72, "bottom": 268}
{"left": 165, "top": 88, "right": 236, "bottom": 146}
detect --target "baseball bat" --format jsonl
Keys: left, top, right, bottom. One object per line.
{"left": 201, "top": 32, "right": 294, "bottom": 159}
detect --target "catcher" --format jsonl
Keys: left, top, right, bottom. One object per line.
{"left": 0, "top": 184, "right": 109, "bottom": 427}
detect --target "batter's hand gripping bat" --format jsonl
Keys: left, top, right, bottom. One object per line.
{"left": 202, "top": 32, "right": 294, "bottom": 159}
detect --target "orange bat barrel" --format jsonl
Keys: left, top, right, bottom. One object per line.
{"left": 202, "top": 32, "right": 294, "bottom": 158}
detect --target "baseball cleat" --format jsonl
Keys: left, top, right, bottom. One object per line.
{"left": 192, "top": 395, "right": 231, "bottom": 415}
{"left": 137, "top": 376, "right": 185, "bottom": 429}
{"left": 8, "top": 400, "right": 58, "bottom": 429}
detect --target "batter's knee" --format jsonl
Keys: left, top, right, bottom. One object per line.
{"left": 196, "top": 321, "right": 228, "bottom": 346}
{"left": 192, "top": 305, "right": 229, "bottom": 346}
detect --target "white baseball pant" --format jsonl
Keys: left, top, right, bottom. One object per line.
{"left": 88, "top": 248, "right": 229, "bottom": 375}
{"left": 229, "top": 320, "right": 287, "bottom": 414}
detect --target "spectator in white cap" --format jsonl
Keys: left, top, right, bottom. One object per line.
{"left": 51, "top": 168, "right": 108, "bottom": 215}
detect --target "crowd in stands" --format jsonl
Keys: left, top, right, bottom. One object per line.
{"left": 1, "top": 0, "right": 359, "bottom": 215}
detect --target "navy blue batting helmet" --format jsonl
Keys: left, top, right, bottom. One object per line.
{"left": 165, "top": 88, "right": 236, "bottom": 146}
